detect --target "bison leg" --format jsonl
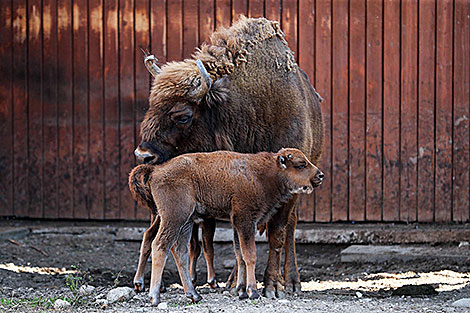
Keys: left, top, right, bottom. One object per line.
{"left": 283, "top": 207, "right": 302, "bottom": 293}
{"left": 201, "top": 218, "right": 218, "bottom": 288}
{"left": 134, "top": 214, "right": 160, "bottom": 292}
{"left": 225, "top": 263, "right": 238, "bottom": 289}
{"left": 171, "top": 221, "right": 202, "bottom": 304}
{"left": 264, "top": 197, "right": 298, "bottom": 299}
{"left": 189, "top": 223, "right": 201, "bottom": 285}
{"left": 234, "top": 220, "right": 259, "bottom": 300}
{"left": 231, "top": 228, "right": 248, "bottom": 299}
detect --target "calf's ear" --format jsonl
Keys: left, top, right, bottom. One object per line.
{"left": 278, "top": 155, "right": 287, "bottom": 169}
{"left": 205, "top": 76, "right": 230, "bottom": 108}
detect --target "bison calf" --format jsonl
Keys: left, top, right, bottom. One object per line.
{"left": 128, "top": 148, "right": 324, "bottom": 305}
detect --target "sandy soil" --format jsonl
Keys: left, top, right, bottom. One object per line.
{"left": 1, "top": 220, "right": 470, "bottom": 312}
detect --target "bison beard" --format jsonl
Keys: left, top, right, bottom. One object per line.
{"left": 135, "top": 16, "right": 323, "bottom": 298}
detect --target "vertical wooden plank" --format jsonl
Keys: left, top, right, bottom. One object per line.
{"left": 104, "top": 0, "right": 120, "bottom": 219}
{"left": 232, "top": 0, "right": 247, "bottom": 22}
{"left": 382, "top": 0, "right": 400, "bottom": 221}
{"left": 265, "top": 0, "right": 281, "bottom": 22}
{"left": 216, "top": 0, "right": 231, "bottom": 29}
{"left": 119, "top": 0, "right": 136, "bottom": 220}
{"left": 281, "top": 0, "right": 298, "bottom": 59}
{"left": 150, "top": 0, "right": 166, "bottom": 61}
{"left": 453, "top": 0, "right": 470, "bottom": 222}
{"left": 400, "top": 0, "right": 418, "bottom": 222}
{"left": 314, "top": 0, "right": 332, "bottom": 222}
{"left": 12, "top": 0, "right": 29, "bottom": 217}
{"left": 435, "top": 0, "right": 453, "bottom": 222}
{"left": 73, "top": 0, "right": 89, "bottom": 219}
{"left": 297, "top": 0, "right": 315, "bottom": 222}
{"left": 183, "top": 0, "right": 198, "bottom": 59}
{"left": 0, "top": 1, "right": 13, "bottom": 216}
{"left": 57, "top": 0, "right": 74, "bottom": 218}
{"left": 299, "top": 0, "right": 314, "bottom": 81}
{"left": 365, "top": 0, "right": 383, "bottom": 221}
{"left": 89, "top": 0, "right": 105, "bottom": 219}
{"left": 167, "top": 0, "right": 182, "bottom": 61}
{"left": 199, "top": 0, "right": 214, "bottom": 44}
{"left": 417, "top": 0, "right": 436, "bottom": 222}
{"left": 248, "top": 0, "right": 264, "bottom": 18}
{"left": 331, "top": 0, "right": 348, "bottom": 221}
{"left": 349, "top": 0, "right": 366, "bottom": 221}
{"left": 136, "top": 0, "right": 152, "bottom": 220}
{"left": 43, "top": 0, "right": 59, "bottom": 219}
{"left": 28, "top": 0, "right": 43, "bottom": 218}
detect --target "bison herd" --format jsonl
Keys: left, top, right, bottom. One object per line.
{"left": 130, "top": 16, "right": 324, "bottom": 306}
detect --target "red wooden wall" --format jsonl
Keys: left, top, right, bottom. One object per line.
{"left": 0, "top": 0, "right": 468, "bottom": 222}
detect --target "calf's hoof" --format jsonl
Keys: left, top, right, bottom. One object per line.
{"left": 208, "top": 279, "right": 219, "bottom": 289}
{"left": 238, "top": 290, "right": 249, "bottom": 300}
{"left": 134, "top": 278, "right": 144, "bottom": 292}
{"left": 248, "top": 289, "right": 260, "bottom": 300}
{"left": 284, "top": 281, "right": 302, "bottom": 294}
{"left": 149, "top": 293, "right": 160, "bottom": 306}
{"left": 186, "top": 291, "right": 202, "bottom": 303}
{"left": 160, "top": 284, "right": 167, "bottom": 293}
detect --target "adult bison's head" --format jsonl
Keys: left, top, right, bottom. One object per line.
{"left": 135, "top": 56, "right": 231, "bottom": 165}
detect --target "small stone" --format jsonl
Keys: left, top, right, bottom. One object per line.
{"left": 459, "top": 241, "right": 469, "bottom": 247}
{"left": 53, "top": 299, "right": 71, "bottom": 310}
{"left": 107, "top": 286, "right": 136, "bottom": 303}
{"left": 95, "top": 299, "right": 108, "bottom": 309}
{"left": 452, "top": 298, "right": 470, "bottom": 308}
{"left": 278, "top": 299, "right": 289, "bottom": 304}
{"left": 157, "top": 302, "right": 168, "bottom": 309}
{"left": 356, "top": 291, "right": 363, "bottom": 298}
{"left": 79, "top": 285, "right": 96, "bottom": 296}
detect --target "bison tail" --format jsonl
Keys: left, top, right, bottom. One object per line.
{"left": 128, "top": 164, "right": 157, "bottom": 214}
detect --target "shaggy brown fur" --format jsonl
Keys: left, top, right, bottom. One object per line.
{"left": 135, "top": 16, "right": 323, "bottom": 298}
{"left": 129, "top": 148, "right": 324, "bottom": 305}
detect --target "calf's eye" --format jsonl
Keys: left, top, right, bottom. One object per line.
{"left": 294, "top": 164, "right": 305, "bottom": 169}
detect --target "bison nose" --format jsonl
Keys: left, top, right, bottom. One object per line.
{"left": 134, "top": 147, "right": 156, "bottom": 164}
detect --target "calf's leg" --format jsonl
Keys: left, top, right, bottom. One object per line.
{"left": 263, "top": 196, "right": 298, "bottom": 298}
{"left": 232, "top": 228, "right": 248, "bottom": 299}
{"left": 188, "top": 223, "right": 201, "bottom": 285}
{"left": 171, "top": 221, "right": 202, "bottom": 303}
{"left": 234, "top": 220, "right": 259, "bottom": 300}
{"left": 283, "top": 208, "right": 301, "bottom": 293}
{"left": 134, "top": 214, "right": 160, "bottom": 292}
{"left": 201, "top": 218, "right": 218, "bottom": 288}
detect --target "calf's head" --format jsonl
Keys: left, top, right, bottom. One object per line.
{"left": 276, "top": 148, "right": 324, "bottom": 194}
{"left": 135, "top": 58, "right": 230, "bottom": 164}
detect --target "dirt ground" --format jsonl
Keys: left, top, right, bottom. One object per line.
{"left": 1, "top": 220, "right": 470, "bottom": 312}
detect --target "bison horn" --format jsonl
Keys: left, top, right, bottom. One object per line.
{"left": 141, "top": 48, "right": 161, "bottom": 77}
{"left": 196, "top": 59, "right": 212, "bottom": 89}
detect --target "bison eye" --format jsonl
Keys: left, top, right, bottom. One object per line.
{"left": 176, "top": 115, "right": 192, "bottom": 125}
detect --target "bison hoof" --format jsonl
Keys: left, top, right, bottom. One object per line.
{"left": 187, "top": 291, "right": 202, "bottom": 303}
{"left": 238, "top": 290, "right": 249, "bottom": 300}
{"left": 208, "top": 279, "right": 219, "bottom": 289}
{"left": 248, "top": 289, "right": 260, "bottom": 299}
{"left": 285, "top": 281, "right": 302, "bottom": 294}
{"left": 264, "top": 288, "right": 276, "bottom": 299}
{"left": 149, "top": 293, "right": 160, "bottom": 306}
{"left": 134, "top": 277, "right": 145, "bottom": 292}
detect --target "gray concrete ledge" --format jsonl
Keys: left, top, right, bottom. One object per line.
{"left": 1, "top": 221, "right": 469, "bottom": 244}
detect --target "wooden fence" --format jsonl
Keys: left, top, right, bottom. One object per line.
{"left": 0, "top": 0, "right": 468, "bottom": 222}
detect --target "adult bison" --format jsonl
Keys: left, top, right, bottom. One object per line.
{"left": 135, "top": 16, "right": 323, "bottom": 298}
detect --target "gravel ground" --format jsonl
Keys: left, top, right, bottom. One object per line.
{"left": 1, "top": 220, "right": 470, "bottom": 312}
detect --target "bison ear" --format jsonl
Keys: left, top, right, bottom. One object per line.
{"left": 278, "top": 155, "right": 287, "bottom": 169}
{"left": 205, "top": 76, "right": 230, "bottom": 108}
